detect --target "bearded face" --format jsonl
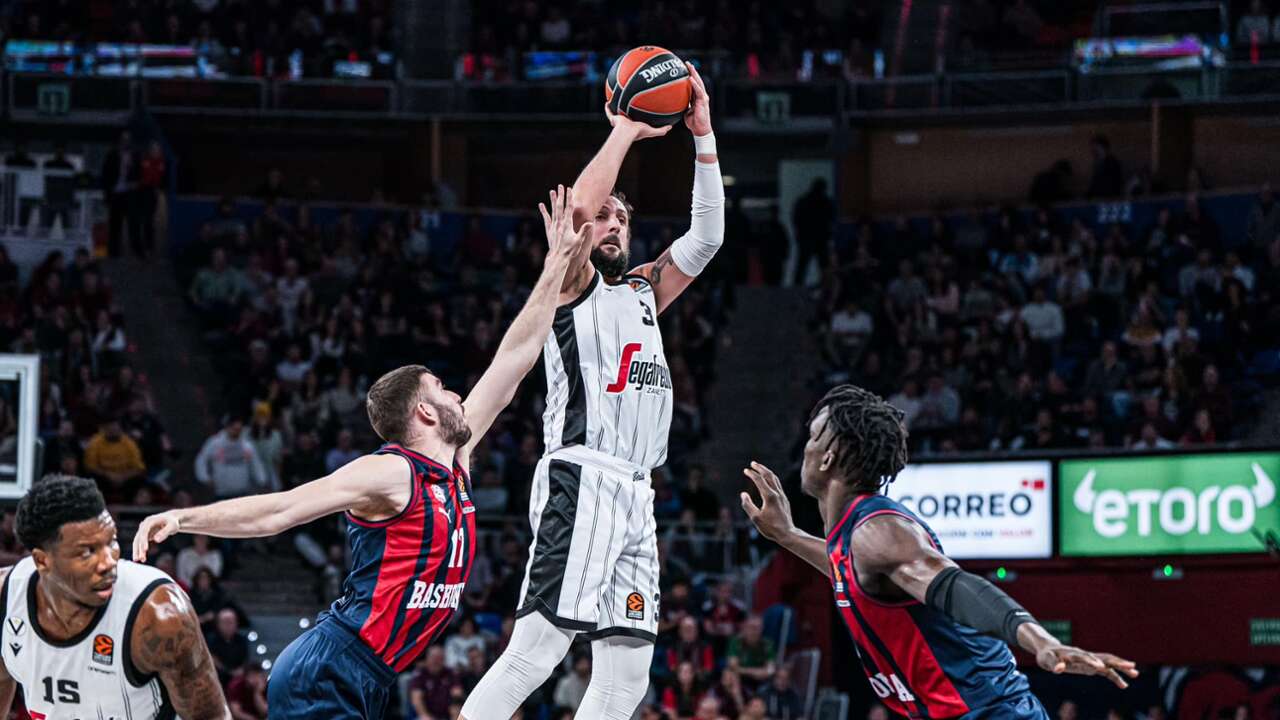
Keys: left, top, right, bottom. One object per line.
{"left": 432, "top": 400, "right": 472, "bottom": 447}
{"left": 590, "top": 240, "right": 630, "bottom": 278}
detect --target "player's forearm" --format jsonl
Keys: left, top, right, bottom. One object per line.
{"left": 175, "top": 493, "right": 291, "bottom": 538}
{"left": 461, "top": 241, "right": 572, "bottom": 449}
{"left": 663, "top": 154, "right": 725, "bottom": 288}
{"left": 777, "top": 528, "right": 832, "bottom": 579}
{"left": 572, "top": 124, "right": 639, "bottom": 230}
{"left": 1015, "top": 618, "right": 1060, "bottom": 656}
{"left": 496, "top": 251, "right": 569, "bottom": 360}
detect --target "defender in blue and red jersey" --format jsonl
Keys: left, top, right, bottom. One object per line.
{"left": 132, "top": 187, "right": 593, "bottom": 719}
{"left": 742, "top": 385, "right": 1138, "bottom": 719}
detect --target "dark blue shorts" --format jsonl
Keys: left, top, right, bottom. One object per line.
{"left": 962, "top": 693, "right": 1052, "bottom": 720}
{"left": 267, "top": 618, "right": 396, "bottom": 719}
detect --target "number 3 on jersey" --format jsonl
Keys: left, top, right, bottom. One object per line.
{"left": 867, "top": 672, "right": 915, "bottom": 702}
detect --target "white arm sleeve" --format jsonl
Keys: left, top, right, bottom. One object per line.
{"left": 668, "top": 159, "right": 725, "bottom": 277}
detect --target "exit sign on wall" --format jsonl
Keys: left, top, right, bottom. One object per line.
{"left": 1251, "top": 618, "right": 1280, "bottom": 646}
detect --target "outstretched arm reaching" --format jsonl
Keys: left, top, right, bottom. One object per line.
{"left": 629, "top": 63, "right": 724, "bottom": 314}
{"left": 458, "top": 186, "right": 591, "bottom": 470}
{"left": 131, "top": 583, "right": 231, "bottom": 720}
{"left": 740, "top": 462, "right": 831, "bottom": 578}
{"left": 850, "top": 514, "right": 1140, "bottom": 688}
{"left": 133, "top": 452, "right": 408, "bottom": 561}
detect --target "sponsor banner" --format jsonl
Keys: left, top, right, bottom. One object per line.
{"left": 886, "top": 460, "right": 1053, "bottom": 559}
{"left": 1059, "top": 452, "right": 1280, "bottom": 556}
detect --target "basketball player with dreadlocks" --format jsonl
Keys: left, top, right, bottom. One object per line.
{"left": 462, "top": 63, "right": 722, "bottom": 720}
{"left": 741, "top": 386, "right": 1138, "bottom": 718}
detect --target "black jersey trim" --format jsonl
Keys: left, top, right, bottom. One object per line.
{"left": 28, "top": 572, "right": 113, "bottom": 648}
{"left": 580, "top": 626, "right": 657, "bottom": 643}
{"left": 515, "top": 601, "right": 597, "bottom": 632}
{"left": 123, "top": 577, "right": 174, "bottom": 687}
{"left": 523, "top": 460, "right": 582, "bottom": 615}
{"left": 155, "top": 679, "right": 176, "bottom": 720}
{"left": 553, "top": 307, "right": 588, "bottom": 447}
{"left": 560, "top": 271, "right": 600, "bottom": 311}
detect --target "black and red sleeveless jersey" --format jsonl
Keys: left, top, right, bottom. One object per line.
{"left": 326, "top": 443, "right": 476, "bottom": 673}
{"left": 827, "top": 493, "right": 1032, "bottom": 718}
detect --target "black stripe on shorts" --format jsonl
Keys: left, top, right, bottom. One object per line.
{"left": 517, "top": 460, "right": 594, "bottom": 630}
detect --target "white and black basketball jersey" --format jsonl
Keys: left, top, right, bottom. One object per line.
{"left": 1, "top": 557, "right": 176, "bottom": 720}
{"left": 542, "top": 272, "right": 673, "bottom": 469}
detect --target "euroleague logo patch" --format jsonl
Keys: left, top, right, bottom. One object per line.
{"left": 92, "top": 634, "right": 114, "bottom": 665}
{"left": 625, "top": 592, "right": 645, "bottom": 621}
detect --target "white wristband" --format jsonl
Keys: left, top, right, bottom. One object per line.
{"left": 694, "top": 131, "right": 716, "bottom": 157}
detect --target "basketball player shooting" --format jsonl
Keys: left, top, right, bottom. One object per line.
{"left": 742, "top": 386, "right": 1138, "bottom": 718}
{"left": 0, "top": 475, "right": 230, "bottom": 720}
{"left": 131, "top": 187, "right": 591, "bottom": 719}
{"left": 462, "top": 61, "right": 723, "bottom": 720}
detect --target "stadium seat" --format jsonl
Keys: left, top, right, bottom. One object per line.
{"left": 787, "top": 648, "right": 821, "bottom": 717}
{"left": 761, "top": 603, "right": 796, "bottom": 661}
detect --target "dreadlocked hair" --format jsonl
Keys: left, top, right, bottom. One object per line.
{"left": 810, "top": 385, "right": 909, "bottom": 492}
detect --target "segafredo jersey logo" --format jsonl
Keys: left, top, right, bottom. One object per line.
{"left": 1073, "top": 463, "right": 1273, "bottom": 537}
{"left": 1060, "top": 454, "right": 1280, "bottom": 556}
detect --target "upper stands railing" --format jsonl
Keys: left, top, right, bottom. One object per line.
{"left": 6, "top": 61, "right": 1280, "bottom": 122}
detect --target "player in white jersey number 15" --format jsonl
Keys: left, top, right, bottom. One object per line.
{"left": 0, "top": 475, "right": 229, "bottom": 719}
{"left": 462, "top": 62, "right": 725, "bottom": 720}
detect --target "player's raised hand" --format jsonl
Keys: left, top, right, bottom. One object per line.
{"left": 1035, "top": 643, "right": 1139, "bottom": 689}
{"left": 132, "top": 510, "right": 181, "bottom": 562}
{"left": 538, "top": 185, "right": 590, "bottom": 262}
{"left": 740, "top": 461, "right": 797, "bottom": 543}
{"left": 683, "top": 62, "right": 712, "bottom": 136}
{"left": 605, "top": 103, "right": 673, "bottom": 140}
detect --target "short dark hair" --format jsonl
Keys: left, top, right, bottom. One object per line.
{"left": 16, "top": 474, "right": 107, "bottom": 550}
{"left": 367, "top": 364, "right": 431, "bottom": 442}
{"left": 610, "top": 190, "right": 635, "bottom": 221}
{"left": 810, "top": 385, "right": 909, "bottom": 492}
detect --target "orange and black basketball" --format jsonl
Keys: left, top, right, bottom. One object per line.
{"left": 604, "top": 46, "right": 691, "bottom": 128}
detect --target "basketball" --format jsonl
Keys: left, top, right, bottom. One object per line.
{"left": 605, "top": 46, "right": 692, "bottom": 127}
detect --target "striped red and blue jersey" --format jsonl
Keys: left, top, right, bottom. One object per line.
{"left": 326, "top": 443, "right": 476, "bottom": 673}
{"left": 827, "top": 493, "right": 1031, "bottom": 719}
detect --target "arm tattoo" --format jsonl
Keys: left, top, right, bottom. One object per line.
{"left": 651, "top": 249, "right": 675, "bottom": 286}
{"left": 133, "top": 585, "right": 230, "bottom": 720}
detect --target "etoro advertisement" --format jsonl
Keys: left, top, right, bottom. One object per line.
{"left": 1059, "top": 452, "right": 1280, "bottom": 556}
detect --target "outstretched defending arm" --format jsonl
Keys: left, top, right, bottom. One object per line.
{"left": 458, "top": 186, "right": 591, "bottom": 470}
{"left": 132, "top": 453, "right": 407, "bottom": 560}
{"left": 850, "top": 514, "right": 1140, "bottom": 688}
{"left": 131, "top": 584, "right": 231, "bottom": 720}
{"left": 630, "top": 63, "right": 724, "bottom": 314}
{"left": 740, "top": 462, "right": 831, "bottom": 578}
